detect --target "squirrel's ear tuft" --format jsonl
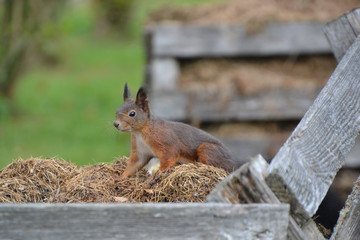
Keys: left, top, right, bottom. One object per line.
{"left": 123, "top": 83, "right": 131, "bottom": 101}
{"left": 135, "top": 87, "right": 150, "bottom": 115}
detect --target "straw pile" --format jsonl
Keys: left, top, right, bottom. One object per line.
{"left": 0, "top": 157, "right": 227, "bottom": 203}
{"left": 120, "top": 163, "right": 227, "bottom": 202}
{"left": 179, "top": 57, "right": 336, "bottom": 97}
{"left": 0, "top": 158, "right": 78, "bottom": 203}
{"left": 148, "top": 0, "right": 359, "bottom": 25}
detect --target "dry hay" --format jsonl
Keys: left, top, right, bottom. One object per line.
{"left": 54, "top": 158, "right": 149, "bottom": 203}
{"left": 179, "top": 57, "right": 337, "bottom": 97}
{"left": 148, "top": 0, "right": 360, "bottom": 26}
{"left": 178, "top": 57, "right": 337, "bottom": 109}
{"left": 0, "top": 158, "right": 78, "bottom": 203}
{"left": 0, "top": 157, "right": 227, "bottom": 203}
{"left": 121, "top": 163, "right": 227, "bottom": 202}
{"left": 53, "top": 163, "right": 119, "bottom": 203}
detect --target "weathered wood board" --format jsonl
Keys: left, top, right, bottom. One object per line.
{"left": 325, "top": 8, "right": 360, "bottom": 61}
{"left": 149, "top": 22, "right": 331, "bottom": 58}
{"left": 207, "top": 155, "right": 325, "bottom": 240}
{"left": 265, "top": 36, "right": 360, "bottom": 224}
{"left": 0, "top": 203, "right": 289, "bottom": 240}
{"left": 224, "top": 137, "right": 360, "bottom": 168}
{"left": 223, "top": 131, "right": 360, "bottom": 168}
{"left": 150, "top": 89, "right": 318, "bottom": 121}
{"left": 331, "top": 177, "right": 360, "bottom": 240}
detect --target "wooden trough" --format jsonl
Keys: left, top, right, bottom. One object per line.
{"left": 1, "top": 8, "right": 360, "bottom": 240}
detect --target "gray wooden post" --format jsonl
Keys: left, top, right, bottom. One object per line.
{"left": 324, "top": 8, "right": 360, "bottom": 61}
{"left": 265, "top": 35, "right": 360, "bottom": 224}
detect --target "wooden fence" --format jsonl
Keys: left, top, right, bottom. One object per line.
{"left": 146, "top": 21, "right": 331, "bottom": 121}
{"left": 144, "top": 17, "right": 360, "bottom": 168}
{"left": 208, "top": 8, "right": 360, "bottom": 239}
{"left": 0, "top": 8, "right": 360, "bottom": 240}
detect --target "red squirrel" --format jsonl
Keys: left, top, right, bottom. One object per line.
{"left": 113, "top": 84, "right": 241, "bottom": 178}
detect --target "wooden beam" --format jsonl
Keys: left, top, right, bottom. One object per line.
{"left": 265, "top": 36, "right": 360, "bottom": 224}
{"left": 331, "top": 177, "right": 360, "bottom": 240}
{"left": 0, "top": 203, "right": 289, "bottom": 240}
{"left": 324, "top": 8, "right": 360, "bottom": 61}
{"left": 150, "top": 89, "right": 317, "bottom": 121}
{"left": 207, "top": 155, "right": 325, "bottom": 240}
{"left": 149, "top": 22, "right": 331, "bottom": 58}
{"left": 207, "top": 155, "right": 277, "bottom": 204}
{"left": 224, "top": 138, "right": 360, "bottom": 168}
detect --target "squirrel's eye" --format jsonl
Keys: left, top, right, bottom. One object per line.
{"left": 129, "top": 111, "right": 136, "bottom": 117}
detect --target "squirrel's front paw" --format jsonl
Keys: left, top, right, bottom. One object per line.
{"left": 113, "top": 174, "right": 126, "bottom": 181}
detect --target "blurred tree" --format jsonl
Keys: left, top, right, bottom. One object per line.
{"left": 0, "top": 0, "right": 64, "bottom": 112}
{"left": 93, "top": 0, "right": 134, "bottom": 36}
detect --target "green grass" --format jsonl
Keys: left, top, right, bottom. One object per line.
{"left": 0, "top": 0, "right": 223, "bottom": 169}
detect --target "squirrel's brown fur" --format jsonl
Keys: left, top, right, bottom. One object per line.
{"left": 113, "top": 84, "right": 241, "bottom": 178}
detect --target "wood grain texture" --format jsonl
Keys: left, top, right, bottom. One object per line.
{"left": 266, "top": 36, "right": 360, "bottom": 223}
{"left": 207, "top": 155, "right": 325, "bottom": 240}
{"left": 331, "top": 177, "right": 360, "bottom": 240}
{"left": 207, "top": 155, "right": 278, "bottom": 204}
{"left": 149, "top": 22, "right": 331, "bottom": 58}
{"left": 0, "top": 203, "right": 289, "bottom": 240}
{"left": 324, "top": 8, "right": 360, "bottom": 61}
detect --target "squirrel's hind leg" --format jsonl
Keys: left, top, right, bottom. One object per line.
{"left": 196, "top": 142, "right": 233, "bottom": 171}
{"left": 196, "top": 143, "right": 215, "bottom": 166}
{"left": 197, "top": 142, "right": 236, "bottom": 172}
{"left": 158, "top": 156, "right": 178, "bottom": 171}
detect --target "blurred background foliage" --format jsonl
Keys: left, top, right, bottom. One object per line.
{"left": 0, "top": 0, "right": 222, "bottom": 169}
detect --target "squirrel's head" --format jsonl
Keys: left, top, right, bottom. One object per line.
{"left": 113, "top": 84, "right": 151, "bottom": 132}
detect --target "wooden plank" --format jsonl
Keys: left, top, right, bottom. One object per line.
{"left": 149, "top": 92, "right": 188, "bottom": 120}
{"left": 207, "top": 155, "right": 325, "bottom": 240}
{"left": 191, "top": 90, "right": 315, "bottom": 121}
{"left": 324, "top": 8, "right": 360, "bottom": 61}
{"left": 265, "top": 36, "right": 360, "bottom": 224}
{"left": 150, "top": 89, "right": 317, "bottom": 121}
{"left": 149, "top": 22, "right": 331, "bottom": 58}
{"left": 0, "top": 203, "right": 289, "bottom": 240}
{"left": 207, "top": 155, "right": 278, "bottom": 204}
{"left": 224, "top": 139, "right": 360, "bottom": 168}
{"left": 150, "top": 58, "right": 179, "bottom": 92}
{"left": 331, "top": 177, "right": 360, "bottom": 240}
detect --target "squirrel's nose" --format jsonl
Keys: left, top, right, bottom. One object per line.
{"left": 113, "top": 121, "right": 119, "bottom": 128}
